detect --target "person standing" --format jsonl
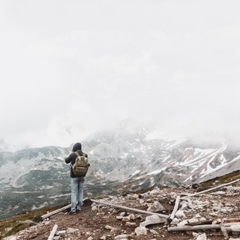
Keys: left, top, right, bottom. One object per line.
{"left": 65, "top": 142, "right": 89, "bottom": 214}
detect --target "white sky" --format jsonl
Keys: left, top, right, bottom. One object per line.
{"left": 0, "top": 0, "right": 240, "bottom": 150}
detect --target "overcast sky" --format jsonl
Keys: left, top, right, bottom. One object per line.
{"left": 0, "top": 0, "right": 240, "bottom": 150}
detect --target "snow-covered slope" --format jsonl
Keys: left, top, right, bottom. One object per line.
{"left": 1, "top": 125, "right": 240, "bottom": 219}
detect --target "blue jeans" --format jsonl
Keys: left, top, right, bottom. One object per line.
{"left": 70, "top": 177, "right": 85, "bottom": 212}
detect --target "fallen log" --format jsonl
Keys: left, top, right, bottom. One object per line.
{"left": 220, "top": 222, "right": 229, "bottom": 240}
{"left": 182, "top": 179, "right": 240, "bottom": 198}
{"left": 48, "top": 224, "right": 58, "bottom": 240}
{"left": 168, "top": 224, "right": 226, "bottom": 232}
{"left": 224, "top": 218, "right": 240, "bottom": 223}
{"left": 186, "top": 219, "right": 213, "bottom": 226}
{"left": 41, "top": 204, "right": 71, "bottom": 219}
{"left": 169, "top": 195, "right": 180, "bottom": 222}
{"left": 92, "top": 200, "right": 169, "bottom": 218}
{"left": 168, "top": 223, "right": 240, "bottom": 232}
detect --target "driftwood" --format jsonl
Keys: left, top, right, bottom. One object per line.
{"left": 220, "top": 222, "right": 229, "bottom": 240}
{"left": 186, "top": 219, "right": 213, "bottom": 226}
{"left": 183, "top": 179, "right": 240, "bottom": 198}
{"left": 224, "top": 218, "right": 240, "bottom": 223}
{"left": 48, "top": 224, "right": 58, "bottom": 240}
{"left": 41, "top": 204, "right": 71, "bottom": 219}
{"left": 168, "top": 224, "right": 222, "bottom": 231}
{"left": 169, "top": 195, "right": 180, "bottom": 221}
{"left": 168, "top": 223, "right": 240, "bottom": 232}
{"left": 92, "top": 200, "right": 169, "bottom": 218}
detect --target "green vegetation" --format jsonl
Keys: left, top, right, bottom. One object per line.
{"left": 196, "top": 170, "right": 240, "bottom": 191}
{"left": 0, "top": 203, "right": 67, "bottom": 239}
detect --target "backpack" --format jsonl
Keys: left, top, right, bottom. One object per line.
{"left": 71, "top": 151, "right": 89, "bottom": 176}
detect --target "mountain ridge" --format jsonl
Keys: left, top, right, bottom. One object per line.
{"left": 1, "top": 127, "right": 240, "bottom": 220}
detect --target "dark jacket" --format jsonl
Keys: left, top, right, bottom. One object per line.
{"left": 65, "top": 150, "right": 88, "bottom": 178}
{"left": 65, "top": 142, "right": 88, "bottom": 178}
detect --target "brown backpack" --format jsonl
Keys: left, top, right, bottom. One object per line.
{"left": 71, "top": 152, "right": 89, "bottom": 176}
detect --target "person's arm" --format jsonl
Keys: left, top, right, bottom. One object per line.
{"left": 65, "top": 152, "right": 75, "bottom": 164}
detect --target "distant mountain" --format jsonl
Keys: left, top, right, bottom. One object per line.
{"left": 1, "top": 124, "right": 240, "bottom": 219}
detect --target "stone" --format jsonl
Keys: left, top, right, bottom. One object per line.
{"left": 135, "top": 226, "right": 148, "bottom": 236}
{"left": 147, "top": 201, "right": 165, "bottom": 212}
{"left": 125, "top": 222, "right": 137, "bottom": 227}
{"left": 177, "top": 220, "right": 188, "bottom": 227}
{"left": 56, "top": 230, "right": 66, "bottom": 235}
{"left": 140, "top": 215, "right": 167, "bottom": 227}
{"left": 105, "top": 225, "right": 117, "bottom": 231}
{"left": 114, "top": 234, "right": 132, "bottom": 240}
{"left": 150, "top": 188, "right": 161, "bottom": 195}
{"left": 170, "top": 218, "right": 179, "bottom": 225}
{"left": 175, "top": 210, "right": 186, "bottom": 218}
{"left": 196, "top": 233, "right": 207, "bottom": 240}
{"left": 149, "top": 229, "right": 159, "bottom": 235}
{"left": 91, "top": 206, "right": 98, "bottom": 211}
{"left": 67, "top": 228, "right": 78, "bottom": 233}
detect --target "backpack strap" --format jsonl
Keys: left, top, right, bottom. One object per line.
{"left": 75, "top": 151, "right": 80, "bottom": 157}
{"left": 75, "top": 151, "right": 86, "bottom": 157}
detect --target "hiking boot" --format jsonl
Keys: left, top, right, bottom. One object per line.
{"left": 76, "top": 209, "right": 81, "bottom": 213}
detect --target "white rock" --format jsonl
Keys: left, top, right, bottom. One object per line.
{"left": 147, "top": 201, "right": 165, "bottom": 212}
{"left": 140, "top": 215, "right": 167, "bottom": 227}
{"left": 122, "top": 216, "right": 131, "bottom": 222}
{"left": 170, "top": 218, "right": 179, "bottom": 225}
{"left": 105, "top": 225, "right": 117, "bottom": 231}
{"left": 129, "top": 214, "right": 136, "bottom": 220}
{"left": 180, "top": 202, "right": 188, "bottom": 210}
{"left": 175, "top": 210, "right": 186, "bottom": 218}
{"left": 135, "top": 226, "right": 148, "bottom": 236}
{"left": 3, "top": 236, "right": 17, "bottom": 240}
{"left": 150, "top": 229, "right": 159, "bottom": 235}
{"left": 170, "top": 192, "right": 177, "bottom": 199}
{"left": 56, "top": 230, "right": 66, "bottom": 235}
{"left": 150, "top": 188, "right": 160, "bottom": 195}
{"left": 196, "top": 233, "right": 207, "bottom": 240}
{"left": 91, "top": 206, "right": 98, "bottom": 211}
{"left": 177, "top": 220, "right": 188, "bottom": 227}
{"left": 67, "top": 228, "right": 78, "bottom": 233}
{"left": 125, "top": 222, "right": 137, "bottom": 226}
{"left": 114, "top": 234, "right": 132, "bottom": 240}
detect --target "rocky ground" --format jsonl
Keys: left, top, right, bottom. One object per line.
{"left": 3, "top": 182, "right": 240, "bottom": 240}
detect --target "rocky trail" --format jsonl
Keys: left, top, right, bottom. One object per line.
{"left": 3, "top": 181, "right": 240, "bottom": 240}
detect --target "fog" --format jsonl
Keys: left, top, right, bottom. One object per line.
{"left": 0, "top": 0, "right": 240, "bottom": 150}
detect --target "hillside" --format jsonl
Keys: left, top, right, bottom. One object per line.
{"left": 2, "top": 126, "right": 240, "bottom": 221}
{"left": 2, "top": 171, "right": 240, "bottom": 240}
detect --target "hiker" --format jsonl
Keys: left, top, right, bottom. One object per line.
{"left": 65, "top": 142, "right": 89, "bottom": 214}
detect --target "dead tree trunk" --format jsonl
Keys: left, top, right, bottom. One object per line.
{"left": 183, "top": 179, "right": 240, "bottom": 198}
{"left": 92, "top": 200, "right": 169, "bottom": 218}
{"left": 169, "top": 195, "right": 181, "bottom": 222}
{"left": 48, "top": 224, "right": 58, "bottom": 240}
{"left": 42, "top": 204, "right": 71, "bottom": 219}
